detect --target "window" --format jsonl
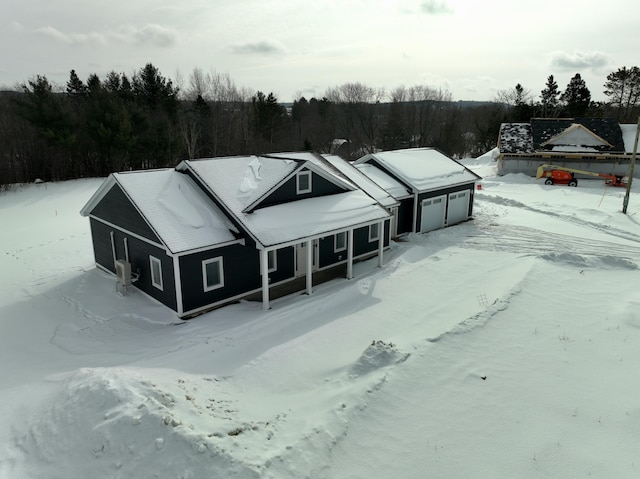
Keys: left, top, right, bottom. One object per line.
{"left": 150, "top": 256, "right": 163, "bottom": 290}
{"left": 296, "top": 170, "right": 312, "bottom": 194}
{"left": 335, "top": 232, "right": 346, "bottom": 252}
{"left": 369, "top": 223, "right": 380, "bottom": 242}
{"left": 202, "top": 257, "right": 224, "bottom": 292}
{"left": 267, "top": 250, "right": 277, "bottom": 272}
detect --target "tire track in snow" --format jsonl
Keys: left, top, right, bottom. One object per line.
{"left": 462, "top": 223, "right": 640, "bottom": 262}
{"left": 478, "top": 194, "right": 640, "bottom": 245}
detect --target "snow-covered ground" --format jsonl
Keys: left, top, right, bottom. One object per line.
{"left": 2, "top": 155, "right": 640, "bottom": 478}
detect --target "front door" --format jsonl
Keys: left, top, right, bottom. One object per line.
{"left": 295, "top": 240, "right": 318, "bottom": 276}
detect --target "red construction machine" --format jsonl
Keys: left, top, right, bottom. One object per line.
{"left": 536, "top": 164, "right": 627, "bottom": 187}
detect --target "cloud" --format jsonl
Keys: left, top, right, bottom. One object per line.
{"left": 118, "top": 24, "right": 178, "bottom": 48}
{"left": 419, "top": 1, "right": 454, "bottom": 14}
{"left": 230, "top": 40, "right": 286, "bottom": 55}
{"left": 35, "top": 24, "right": 178, "bottom": 48}
{"left": 36, "top": 26, "right": 107, "bottom": 45}
{"left": 549, "top": 50, "right": 611, "bottom": 71}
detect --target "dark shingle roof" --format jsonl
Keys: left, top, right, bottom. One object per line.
{"left": 530, "top": 118, "right": 625, "bottom": 151}
{"left": 499, "top": 118, "right": 626, "bottom": 154}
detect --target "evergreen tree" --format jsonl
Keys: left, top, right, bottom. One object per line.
{"left": 66, "top": 69, "right": 86, "bottom": 96}
{"left": 251, "top": 91, "right": 287, "bottom": 148}
{"left": 18, "top": 75, "right": 76, "bottom": 179}
{"left": 132, "top": 63, "right": 178, "bottom": 113}
{"left": 540, "top": 75, "right": 560, "bottom": 118}
{"left": 86, "top": 73, "right": 102, "bottom": 94}
{"left": 561, "top": 73, "right": 591, "bottom": 117}
{"left": 603, "top": 66, "right": 640, "bottom": 122}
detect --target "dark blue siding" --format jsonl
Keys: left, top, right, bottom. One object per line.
{"left": 89, "top": 218, "right": 177, "bottom": 311}
{"left": 397, "top": 198, "right": 414, "bottom": 235}
{"left": 318, "top": 235, "right": 348, "bottom": 268}
{"left": 271, "top": 246, "right": 295, "bottom": 282}
{"left": 256, "top": 169, "right": 345, "bottom": 209}
{"left": 179, "top": 244, "right": 296, "bottom": 314}
{"left": 90, "top": 184, "right": 161, "bottom": 243}
{"left": 179, "top": 244, "right": 260, "bottom": 313}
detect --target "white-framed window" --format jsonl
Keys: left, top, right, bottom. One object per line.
{"left": 335, "top": 232, "right": 347, "bottom": 252}
{"left": 150, "top": 256, "right": 163, "bottom": 290}
{"left": 268, "top": 250, "right": 277, "bottom": 272}
{"left": 202, "top": 257, "right": 224, "bottom": 292}
{"left": 296, "top": 170, "right": 312, "bottom": 194}
{"left": 368, "top": 223, "right": 380, "bottom": 242}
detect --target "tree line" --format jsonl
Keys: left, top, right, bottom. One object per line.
{"left": 1, "top": 63, "right": 639, "bottom": 187}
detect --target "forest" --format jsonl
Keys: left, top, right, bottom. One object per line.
{"left": 1, "top": 63, "right": 639, "bottom": 187}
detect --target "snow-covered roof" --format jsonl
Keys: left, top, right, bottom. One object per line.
{"left": 498, "top": 123, "right": 533, "bottom": 154}
{"left": 81, "top": 169, "right": 239, "bottom": 254}
{"left": 180, "top": 155, "right": 300, "bottom": 213}
{"left": 179, "top": 155, "right": 389, "bottom": 248}
{"left": 355, "top": 148, "right": 480, "bottom": 193}
{"left": 353, "top": 163, "right": 411, "bottom": 200}
{"left": 264, "top": 151, "right": 356, "bottom": 192}
{"left": 240, "top": 190, "right": 390, "bottom": 247}
{"left": 320, "top": 154, "right": 400, "bottom": 208}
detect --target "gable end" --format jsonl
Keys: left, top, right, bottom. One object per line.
{"left": 89, "top": 184, "right": 162, "bottom": 244}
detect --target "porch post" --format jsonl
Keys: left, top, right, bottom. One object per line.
{"left": 260, "top": 249, "right": 270, "bottom": 310}
{"left": 412, "top": 193, "right": 419, "bottom": 233}
{"left": 377, "top": 220, "right": 385, "bottom": 268}
{"left": 347, "top": 229, "right": 354, "bottom": 279}
{"left": 306, "top": 239, "right": 313, "bottom": 294}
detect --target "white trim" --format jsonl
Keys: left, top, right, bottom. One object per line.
{"left": 150, "top": 256, "right": 163, "bottom": 291}
{"left": 173, "top": 256, "right": 184, "bottom": 317}
{"left": 334, "top": 232, "right": 347, "bottom": 252}
{"left": 296, "top": 170, "right": 312, "bottom": 194}
{"left": 368, "top": 223, "right": 380, "bottom": 242}
{"left": 202, "top": 257, "right": 224, "bottom": 292}
{"left": 306, "top": 239, "right": 314, "bottom": 294}
{"left": 347, "top": 229, "right": 354, "bottom": 280}
{"left": 377, "top": 220, "right": 385, "bottom": 268}
{"left": 175, "top": 238, "right": 245, "bottom": 257}
{"left": 124, "top": 237, "right": 130, "bottom": 262}
{"left": 90, "top": 215, "right": 166, "bottom": 251}
{"left": 110, "top": 231, "right": 117, "bottom": 266}
{"left": 260, "top": 249, "right": 270, "bottom": 311}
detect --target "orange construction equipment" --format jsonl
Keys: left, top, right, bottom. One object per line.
{"left": 536, "top": 164, "right": 627, "bottom": 187}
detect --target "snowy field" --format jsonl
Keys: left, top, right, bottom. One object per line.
{"left": 1, "top": 155, "right": 640, "bottom": 478}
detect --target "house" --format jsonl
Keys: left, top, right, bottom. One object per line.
{"left": 497, "top": 118, "right": 639, "bottom": 178}
{"left": 353, "top": 148, "right": 481, "bottom": 235}
{"left": 80, "top": 154, "right": 392, "bottom": 318}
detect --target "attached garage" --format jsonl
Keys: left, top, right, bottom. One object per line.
{"left": 446, "top": 190, "right": 470, "bottom": 226}
{"left": 420, "top": 195, "right": 446, "bottom": 233}
{"left": 354, "top": 148, "right": 481, "bottom": 235}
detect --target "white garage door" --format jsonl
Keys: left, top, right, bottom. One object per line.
{"left": 447, "top": 191, "right": 470, "bottom": 225}
{"left": 420, "top": 195, "right": 446, "bottom": 233}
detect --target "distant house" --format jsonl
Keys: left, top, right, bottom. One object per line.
{"left": 353, "top": 148, "right": 481, "bottom": 235}
{"left": 81, "top": 153, "right": 391, "bottom": 318}
{"left": 497, "top": 118, "right": 639, "bottom": 178}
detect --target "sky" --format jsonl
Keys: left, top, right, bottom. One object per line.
{"left": 2, "top": 0, "right": 639, "bottom": 102}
